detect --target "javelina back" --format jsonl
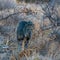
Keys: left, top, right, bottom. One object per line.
{"left": 17, "top": 21, "right": 34, "bottom": 48}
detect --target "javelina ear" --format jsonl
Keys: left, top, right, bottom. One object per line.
{"left": 27, "top": 21, "right": 33, "bottom": 25}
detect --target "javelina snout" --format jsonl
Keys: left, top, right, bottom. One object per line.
{"left": 17, "top": 21, "right": 34, "bottom": 47}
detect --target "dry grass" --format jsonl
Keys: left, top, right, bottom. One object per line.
{"left": 10, "top": 55, "right": 16, "bottom": 60}
{"left": 0, "top": 2, "right": 60, "bottom": 60}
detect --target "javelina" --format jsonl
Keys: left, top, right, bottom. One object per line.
{"left": 17, "top": 21, "right": 34, "bottom": 48}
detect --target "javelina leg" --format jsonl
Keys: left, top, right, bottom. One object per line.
{"left": 22, "top": 38, "right": 26, "bottom": 51}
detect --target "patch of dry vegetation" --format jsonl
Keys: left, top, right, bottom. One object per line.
{"left": 0, "top": 1, "right": 60, "bottom": 60}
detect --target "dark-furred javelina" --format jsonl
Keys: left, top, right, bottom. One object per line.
{"left": 17, "top": 21, "right": 34, "bottom": 48}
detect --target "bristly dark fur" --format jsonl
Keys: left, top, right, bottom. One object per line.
{"left": 17, "top": 21, "right": 34, "bottom": 48}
